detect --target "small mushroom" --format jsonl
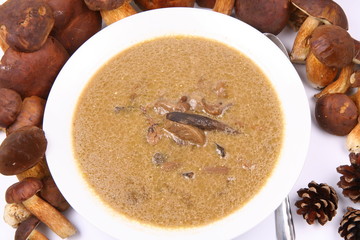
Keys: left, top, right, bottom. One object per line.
{"left": 213, "top": 0, "right": 235, "bottom": 15}
{"left": 85, "top": 0, "right": 137, "bottom": 26}
{"left": 40, "top": 176, "right": 70, "bottom": 212}
{"left": 310, "top": 24, "right": 355, "bottom": 68}
{"left": 3, "top": 203, "right": 31, "bottom": 228}
{"left": 0, "top": 88, "right": 22, "bottom": 128}
{"left": 164, "top": 121, "right": 206, "bottom": 146}
{"left": 305, "top": 51, "right": 338, "bottom": 89}
{"left": 314, "top": 63, "right": 354, "bottom": 99}
{"left": 0, "top": 126, "right": 47, "bottom": 176}
{"left": 315, "top": 93, "right": 358, "bottom": 136}
{"left": 290, "top": 0, "right": 348, "bottom": 63}
{"left": 6, "top": 96, "right": 46, "bottom": 135}
{"left": 166, "top": 112, "right": 239, "bottom": 134}
{"left": 5, "top": 178, "right": 76, "bottom": 238}
{"left": 0, "top": 0, "right": 54, "bottom": 52}
{"left": 196, "top": 0, "right": 215, "bottom": 8}
{"left": 0, "top": 36, "right": 69, "bottom": 99}
{"left": 15, "top": 215, "right": 48, "bottom": 240}
{"left": 234, "top": 0, "right": 290, "bottom": 35}
{"left": 134, "top": 0, "right": 195, "bottom": 10}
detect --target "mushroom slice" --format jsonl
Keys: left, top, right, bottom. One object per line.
{"left": 166, "top": 112, "right": 239, "bottom": 134}
{"left": 164, "top": 121, "right": 206, "bottom": 146}
{"left": 290, "top": 0, "right": 348, "bottom": 63}
{"left": 310, "top": 25, "right": 355, "bottom": 68}
{"left": 201, "top": 98, "right": 232, "bottom": 116}
{"left": 234, "top": 0, "right": 290, "bottom": 35}
{"left": 0, "top": 0, "right": 54, "bottom": 52}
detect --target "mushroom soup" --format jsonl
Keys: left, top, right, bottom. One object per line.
{"left": 72, "top": 35, "right": 284, "bottom": 228}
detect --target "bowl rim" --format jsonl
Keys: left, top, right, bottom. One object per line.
{"left": 43, "top": 7, "right": 311, "bottom": 240}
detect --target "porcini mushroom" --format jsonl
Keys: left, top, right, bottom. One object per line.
{"left": 16, "top": 156, "right": 50, "bottom": 181}
{"left": 15, "top": 215, "right": 48, "bottom": 240}
{"left": 85, "top": 0, "right": 137, "bottom": 26}
{"left": 310, "top": 24, "right": 355, "bottom": 68}
{"left": 47, "top": 0, "right": 102, "bottom": 54}
{"left": 0, "top": 36, "right": 69, "bottom": 99}
{"left": 0, "top": 0, "right": 54, "bottom": 52}
{"left": 315, "top": 93, "right": 358, "bottom": 136}
{"left": 213, "top": 0, "right": 234, "bottom": 15}
{"left": 134, "top": 0, "right": 195, "bottom": 10}
{"left": 6, "top": 96, "right": 46, "bottom": 135}
{"left": 0, "top": 88, "right": 22, "bottom": 128}
{"left": 5, "top": 178, "right": 76, "bottom": 238}
{"left": 305, "top": 51, "right": 338, "bottom": 89}
{"left": 0, "top": 126, "right": 47, "bottom": 176}
{"left": 3, "top": 203, "right": 31, "bottom": 228}
{"left": 290, "top": 0, "right": 348, "bottom": 63}
{"left": 234, "top": 0, "right": 290, "bottom": 35}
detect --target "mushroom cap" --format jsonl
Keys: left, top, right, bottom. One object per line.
{"left": 0, "top": 126, "right": 47, "bottom": 175}
{"left": 291, "top": 0, "right": 348, "bottom": 29}
{"left": 234, "top": 0, "right": 290, "bottom": 35}
{"left": 15, "top": 215, "right": 40, "bottom": 240}
{"left": 354, "top": 39, "right": 360, "bottom": 64}
{"left": 84, "top": 0, "right": 126, "bottom": 11}
{"left": 310, "top": 25, "right": 355, "bottom": 68}
{"left": 196, "top": 0, "right": 215, "bottom": 8}
{"left": 6, "top": 178, "right": 43, "bottom": 203}
{"left": 0, "top": 88, "right": 22, "bottom": 128}
{"left": 0, "top": 0, "right": 55, "bottom": 52}
{"left": 315, "top": 93, "right": 358, "bottom": 136}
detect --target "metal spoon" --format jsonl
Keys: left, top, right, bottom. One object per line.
{"left": 264, "top": 32, "right": 296, "bottom": 240}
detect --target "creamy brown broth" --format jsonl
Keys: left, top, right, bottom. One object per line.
{"left": 72, "top": 36, "right": 283, "bottom": 228}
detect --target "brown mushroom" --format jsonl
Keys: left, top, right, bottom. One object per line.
{"left": 16, "top": 156, "right": 51, "bottom": 181}
{"left": 196, "top": 0, "right": 215, "bottom": 8}
{"left": 0, "top": 88, "right": 22, "bottom": 128}
{"left": 15, "top": 215, "right": 48, "bottom": 240}
{"left": 5, "top": 178, "right": 76, "bottom": 238}
{"left": 305, "top": 51, "right": 338, "bottom": 89}
{"left": 290, "top": 0, "right": 348, "bottom": 63}
{"left": 6, "top": 96, "right": 46, "bottom": 135}
{"left": 310, "top": 25, "right": 355, "bottom": 68}
{"left": 0, "top": 0, "right": 54, "bottom": 52}
{"left": 3, "top": 203, "right": 31, "bottom": 228}
{"left": 164, "top": 120, "right": 206, "bottom": 146}
{"left": 213, "top": 0, "right": 235, "bottom": 15}
{"left": 314, "top": 63, "right": 354, "bottom": 99}
{"left": 234, "top": 0, "right": 290, "bottom": 35}
{"left": 315, "top": 93, "right": 358, "bottom": 136}
{"left": 85, "top": 0, "right": 137, "bottom": 26}
{"left": 40, "top": 176, "right": 70, "bottom": 212}
{"left": 47, "top": 0, "right": 102, "bottom": 55}
{"left": 287, "top": 3, "right": 308, "bottom": 31}
{"left": 0, "top": 126, "right": 47, "bottom": 176}
{"left": 0, "top": 36, "right": 69, "bottom": 99}
{"left": 134, "top": 0, "right": 195, "bottom": 10}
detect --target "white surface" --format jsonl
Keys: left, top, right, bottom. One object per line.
{"left": 43, "top": 7, "right": 309, "bottom": 240}
{"left": 0, "top": 1, "right": 359, "bottom": 239}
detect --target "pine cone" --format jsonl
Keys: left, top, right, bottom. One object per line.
{"left": 339, "top": 207, "right": 360, "bottom": 240}
{"left": 337, "top": 152, "right": 360, "bottom": 203}
{"left": 295, "top": 181, "right": 338, "bottom": 225}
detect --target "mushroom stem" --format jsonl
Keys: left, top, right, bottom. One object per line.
{"left": 290, "top": 16, "right": 321, "bottom": 63}
{"left": 101, "top": 0, "right": 137, "bottom": 26}
{"left": 16, "top": 157, "right": 50, "bottom": 181}
{"left": 27, "top": 230, "right": 49, "bottom": 240}
{"left": 22, "top": 195, "right": 76, "bottom": 239}
{"left": 0, "top": 27, "right": 9, "bottom": 52}
{"left": 350, "top": 70, "right": 360, "bottom": 88}
{"left": 347, "top": 119, "right": 360, "bottom": 153}
{"left": 305, "top": 51, "right": 338, "bottom": 89}
{"left": 213, "top": 0, "right": 235, "bottom": 15}
{"left": 315, "top": 63, "right": 354, "bottom": 99}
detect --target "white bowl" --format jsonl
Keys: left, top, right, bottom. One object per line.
{"left": 43, "top": 7, "right": 310, "bottom": 240}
